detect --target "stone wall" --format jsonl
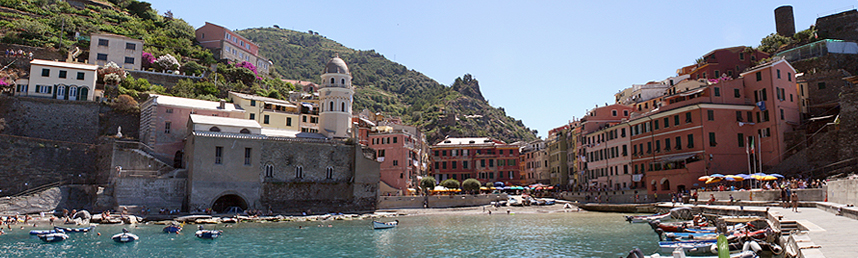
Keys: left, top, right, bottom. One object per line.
{"left": 838, "top": 85, "right": 858, "bottom": 162}
{"left": 0, "top": 185, "right": 97, "bottom": 215}
{"left": 114, "top": 177, "right": 186, "bottom": 211}
{"left": 816, "top": 9, "right": 858, "bottom": 42}
{"left": 797, "top": 69, "right": 850, "bottom": 116}
{"left": 127, "top": 70, "right": 203, "bottom": 89}
{"left": 0, "top": 96, "right": 100, "bottom": 143}
{"left": 262, "top": 182, "right": 372, "bottom": 214}
{"left": 0, "top": 134, "right": 97, "bottom": 196}
{"left": 827, "top": 178, "right": 858, "bottom": 205}
{"left": 377, "top": 194, "right": 507, "bottom": 209}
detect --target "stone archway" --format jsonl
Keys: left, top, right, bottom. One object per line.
{"left": 211, "top": 194, "right": 248, "bottom": 213}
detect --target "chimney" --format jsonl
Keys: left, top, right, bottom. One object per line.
{"left": 219, "top": 99, "right": 226, "bottom": 109}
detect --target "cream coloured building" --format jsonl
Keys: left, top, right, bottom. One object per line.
{"left": 18, "top": 59, "right": 97, "bottom": 101}
{"left": 88, "top": 33, "right": 144, "bottom": 70}
{"left": 318, "top": 55, "right": 354, "bottom": 138}
{"left": 229, "top": 91, "right": 302, "bottom": 131}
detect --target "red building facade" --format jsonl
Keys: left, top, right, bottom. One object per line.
{"left": 431, "top": 137, "right": 521, "bottom": 186}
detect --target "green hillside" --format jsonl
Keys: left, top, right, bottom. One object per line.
{"left": 239, "top": 27, "right": 537, "bottom": 144}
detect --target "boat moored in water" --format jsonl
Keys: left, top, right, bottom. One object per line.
{"left": 38, "top": 230, "right": 69, "bottom": 243}
{"left": 163, "top": 223, "right": 182, "bottom": 233}
{"left": 112, "top": 229, "right": 139, "bottom": 243}
{"left": 372, "top": 220, "right": 398, "bottom": 230}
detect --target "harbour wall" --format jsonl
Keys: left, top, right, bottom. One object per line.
{"left": 114, "top": 177, "right": 186, "bottom": 211}
{"left": 699, "top": 189, "right": 825, "bottom": 202}
{"left": 377, "top": 194, "right": 508, "bottom": 209}
{"left": 826, "top": 178, "right": 858, "bottom": 205}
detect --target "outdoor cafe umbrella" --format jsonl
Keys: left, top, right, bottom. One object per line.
{"left": 705, "top": 177, "right": 723, "bottom": 184}
{"left": 698, "top": 176, "right": 710, "bottom": 181}
{"left": 724, "top": 175, "right": 745, "bottom": 181}
{"left": 760, "top": 175, "right": 778, "bottom": 181}
{"left": 769, "top": 174, "right": 785, "bottom": 179}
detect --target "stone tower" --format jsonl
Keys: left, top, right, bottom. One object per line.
{"left": 318, "top": 54, "right": 354, "bottom": 138}
{"left": 775, "top": 5, "right": 796, "bottom": 37}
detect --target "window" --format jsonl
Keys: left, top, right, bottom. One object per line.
{"left": 714, "top": 87, "right": 720, "bottom": 96}
{"left": 655, "top": 140, "right": 661, "bottom": 153}
{"left": 489, "top": 159, "right": 494, "bottom": 167}
{"left": 165, "top": 108, "right": 174, "bottom": 114}
{"left": 377, "top": 149, "right": 385, "bottom": 157}
{"left": 738, "top": 133, "right": 745, "bottom": 147}
{"left": 451, "top": 161, "right": 456, "bottom": 169}
{"left": 674, "top": 115, "right": 680, "bottom": 126}
{"left": 463, "top": 161, "right": 468, "bottom": 169}
{"left": 780, "top": 109, "right": 784, "bottom": 120}
{"left": 41, "top": 68, "right": 50, "bottom": 77}
{"left": 665, "top": 138, "right": 671, "bottom": 151}
{"left": 714, "top": 70, "right": 720, "bottom": 78}
{"left": 77, "top": 72, "right": 84, "bottom": 80}
{"left": 687, "top": 134, "right": 694, "bottom": 148}
{"left": 762, "top": 88, "right": 768, "bottom": 101}
{"left": 209, "top": 126, "right": 221, "bottom": 132}
{"left": 756, "top": 72, "right": 762, "bottom": 81}
{"left": 441, "top": 162, "right": 447, "bottom": 169}
{"left": 215, "top": 146, "right": 223, "bottom": 164}
{"left": 98, "top": 39, "right": 108, "bottom": 46}
{"left": 250, "top": 100, "right": 256, "bottom": 106}
{"left": 393, "top": 137, "right": 398, "bottom": 143}
{"left": 59, "top": 70, "right": 67, "bottom": 78}
{"left": 124, "top": 57, "right": 134, "bottom": 64}
{"left": 481, "top": 159, "right": 486, "bottom": 167}
{"left": 97, "top": 53, "right": 107, "bottom": 61}
{"left": 326, "top": 167, "right": 333, "bottom": 179}
{"left": 164, "top": 122, "right": 171, "bottom": 134}
{"left": 734, "top": 88, "right": 741, "bottom": 98}
{"left": 707, "top": 110, "right": 714, "bottom": 121}
{"left": 663, "top": 117, "right": 669, "bottom": 128}
{"left": 736, "top": 111, "right": 743, "bottom": 122}
{"left": 240, "top": 128, "right": 250, "bottom": 134}
{"left": 647, "top": 142, "right": 652, "bottom": 154}
{"left": 296, "top": 166, "right": 304, "bottom": 178}
{"left": 675, "top": 136, "right": 682, "bottom": 150}
{"left": 125, "top": 43, "right": 136, "bottom": 50}
{"left": 756, "top": 112, "right": 761, "bottom": 123}
{"left": 818, "top": 82, "right": 826, "bottom": 90}
{"left": 624, "top": 110, "right": 629, "bottom": 116}
{"left": 249, "top": 113, "right": 255, "bottom": 120}
{"left": 685, "top": 112, "right": 692, "bottom": 123}
{"left": 612, "top": 110, "right": 617, "bottom": 116}
{"left": 302, "top": 116, "right": 307, "bottom": 122}
{"left": 286, "top": 117, "right": 292, "bottom": 126}
{"left": 263, "top": 115, "right": 269, "bottom": 124}
{"left": 654, "top": 120, "right": 659, "bottom": 130}
{"left": 341, "top": 102, "right": 345, "bottom": 111}
{"left": 764, "top": 110, "right": 770, "bottom": 122}
{"left": 622, "top": 145, "right": 627, "bottom": 156}
{"left": 265, "top": 164, "right": 274, "bottom": 177}
{"left": 709, "top": 132, "right": 717, "bottom": 147}
{"left": 739, "top": 52, "right": 744, "bottom": 60}
{"left": 244, "top": 148, "right": 252, "bottom": 165}
{"left": 747, "top": 111, "right": 753, "bottom": 123}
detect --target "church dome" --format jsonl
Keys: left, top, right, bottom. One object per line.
{"left": 324, "top": 55, "right": 349, "bottom": 74}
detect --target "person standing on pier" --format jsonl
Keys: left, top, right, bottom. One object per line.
{"left": 791, "top": 192, "right": 799, "bottom": 212}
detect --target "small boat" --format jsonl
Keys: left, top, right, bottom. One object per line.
{"left": 658, "top": 239, "right": 718, "bottom": 256}
{"left": 163, "top": 223, "right": 182, "bottom": 233}
{"left": 54, "top": 225, "right": 96, "bottom": 233}
{"left": 221, "top": 217, "right": 238, "bottom": 223}
{"left": 38, "top": 231, "right": 69, "bottom": 243}
{"left": 625, "top": 248, "right": 758, "bottom": 258}
{"left": 372, "top": 220, "right": 398, "bottom": 230}
{"left": 195, "top": 230, "right": 222, "bottom": 239}
{"left": 30, "top": 229, "right": 58, "bottom": 235}
{"left": 111, "top": 229, "right": 139, "bottom": 243}
{"left": 625, "top": 212, "right": 671, "bottom": 223}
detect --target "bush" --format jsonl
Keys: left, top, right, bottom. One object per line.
{"left": 440, "top": 179, "right": 460, "bottom": 189}
{"left": 462, "top": 178, "right": 481, "bottom": 193}
{"left": 113, "top": 94, "right": 139, "bottom": 113}
{"left": 420, "top": 177, "right": 436, "bottom": 192}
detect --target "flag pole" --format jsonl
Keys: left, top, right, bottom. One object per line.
{"left": 757, "top": 133, "right": 763, "bottom": 189}
{"left": 746, "top": 136, "right": 752, "bottom": 189}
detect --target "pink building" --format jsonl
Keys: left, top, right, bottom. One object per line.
{"left": 577, "top": 104, "right": 635, "bottom": 190}
{"left": 630, "top": 58, "right": 799, "bottom": 195}
{"left": 689, "top": 46, "right": 770, "bottom": 80}
{"left": 431, "top": 137, "right": 521, "bottom": 186}
{"left": 195, "top": 22, "right": 271, "bottom": 74}
{"left": 139, "top": 94, "right": 245, "bottom": 166}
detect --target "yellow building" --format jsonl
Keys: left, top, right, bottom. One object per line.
{"left": 229, "top": 92, "right": 301, "bottom": 131}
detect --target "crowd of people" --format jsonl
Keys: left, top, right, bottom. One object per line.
{"left": 5, "top": 49, "right": 33, "bottom": 60}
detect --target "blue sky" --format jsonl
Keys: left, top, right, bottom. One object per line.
{"left": 146, "top": 0, "right": 856, "bottom": 138}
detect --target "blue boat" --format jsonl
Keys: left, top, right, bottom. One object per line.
{"left": 54, "top": 225, "right": 96, "bottom": 233}
{"left": 111, "top": 229, "right": 139, "bottom": 243}
{"left": 163, "top": 224, "right": 182, "bottom": 233}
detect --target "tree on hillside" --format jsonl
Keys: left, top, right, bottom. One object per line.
{"left": 462, "top": 178, "right": 481, "bottom": 194}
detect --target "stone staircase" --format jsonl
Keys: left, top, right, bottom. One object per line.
{"left": 780, "top": 220, "right": 800, "bottom": 236}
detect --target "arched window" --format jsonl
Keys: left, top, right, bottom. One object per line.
{"left": 331, "top": 78, "right": 334, "bottom": 84}
{"left": 78, "top": 87, "right": 89, "bottom": 101}
{"left": 661, "top": 179, "right": 670, "bottom": 190}
{"left": 329, "top": 101, "right": 334, "bottom": 111}
{"left": 69, "top": 86, "right": 77, "bottom": 99}
{"left": 341, "top": 79, "right": 345, "bottom": 84}
{"left": 264, "top": 164, "right": 274, "bottom": 177}
{"left": 326, "top": 166, "right": 333, "bottom": 179}
{"left": 240, "top": 128, "right": 250, "bottom": 134}
{"left": 56, "top": 85, "right": 65, "bottom": 99}
{"left": 295, "top": 166, "right": 304, "bottom": 178}
{"left": 209, "top": 126, "right": 221, "bottom": 132}
{"left": 341, "top": 102, "right": 345, "bottom": 112}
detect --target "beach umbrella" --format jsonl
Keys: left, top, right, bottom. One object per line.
{"left": 705, "top": 177, "right": 723, "bottom": 184}
{"left": 737, "top": 174, "right": 753, "bottom": 180}
{"left": 760, "top": 176, "right": 778, "bottom": 181}
{"left": 480, "top": 187, "right": 489, "bottom": 190}
{"left": 698, "top": 176, "right": 710, "bottom": 181}
{"left": 769, "top": 174, "right": 784, "bottom": 178}
{"left": 725, "top": 175, "right": 744, "bottom": 181}
{"left": 709, "top": 174, "right": 725, "bottom": 178}
{"left": 503, "top": 186, "right": 512, "bottom": 190}
{"left": 494, "top": 182, "right": 505, "bottom": 187}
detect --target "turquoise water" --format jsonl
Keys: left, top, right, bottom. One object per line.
{"left": 0, "top": 212, "right": 660, "bottom": 257}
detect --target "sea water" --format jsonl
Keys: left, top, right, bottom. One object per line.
{"left": 0, "top": 212, "right": 660, "bottom": 257}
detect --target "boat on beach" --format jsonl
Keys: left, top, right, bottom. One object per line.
{"left": 625, "top": 212, "right": 671, "bottom": 223}
{"left": 372, "top": 220, "right": 398, "bottom": 230}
